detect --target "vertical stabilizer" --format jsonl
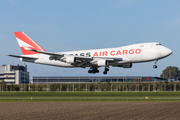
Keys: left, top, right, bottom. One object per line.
{"left": 14, "top": 31, "right": 46, "bottom": 55}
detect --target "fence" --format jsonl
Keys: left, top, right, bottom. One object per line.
{"left": 0, "top": 82, "right": 180, "bottom": 92}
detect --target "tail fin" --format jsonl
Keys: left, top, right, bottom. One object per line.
{"left": 14, "top": 31, "right": 46, "bottom": 55}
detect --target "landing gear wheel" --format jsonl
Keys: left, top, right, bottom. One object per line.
{"left": 88, "top": 67, "right": 99, "bottom": 74}
{"left": 153, "top": 60, "right": 158, "bottom": 69}
{"left": 103, "top": 66, "right": 109, "bottom": 74}
{"left": 92, "top": 71, "right": 96, "bottom": 74}
{"left": 153, "top": 65, "right": 157, "bottom": 69}
{"left": 88, "top": 70, "right": 92, "bottom": 73}
{"left": 105, "top": 68, "right": 109, "bottom": 71}
{"left": 103, "top": 71, "right": 107, "bottom": 74}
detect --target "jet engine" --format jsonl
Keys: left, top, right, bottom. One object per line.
{"left": 122, "top": 63, "right": 132, "bottom": 68}
{"left": 96, "top": 60, "right": 108, "bottom": 66}
{"left": 66, "top": 56, "right": 76, "bottom": 63}
{"left": 117, "top": 63, "right": 132, "bottom": 68}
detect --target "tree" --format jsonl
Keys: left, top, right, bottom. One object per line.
{"left": 13, "top": 85, "right": 20, "bottom": 91}
{"left": 160, "top": 66, "right": 180, "bottom": 80}
{"left": 0, "top": 80, "right": 6, "bottom": 91}
{"left": 0, "top": 80, "right": 6, "bottom": 85}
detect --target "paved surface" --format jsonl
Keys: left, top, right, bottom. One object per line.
{"left": 0, "top": 102, "right": 180, "bottom": 120}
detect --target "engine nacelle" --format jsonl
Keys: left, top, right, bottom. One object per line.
{"left": 97, "top": 60, "right": 108, "bottom": 66}
{"left": 49, "top": 56, "right": 58, "bottom": 60}
{"left": 66, "top": 56, "right": 76, "bottom": 63}
{"left": 122, "top": 63, "right": 132, "bottom": 68}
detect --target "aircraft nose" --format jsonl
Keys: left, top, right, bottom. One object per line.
{"left": 163, "top": 47, "right": 173, "bottom": 56}
{"left": 167, "top": 48, "right": 173, "bottom": 55}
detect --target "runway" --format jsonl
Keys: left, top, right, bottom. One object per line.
{"left": 0, "top": 102, "right": 180, "bottom": 120}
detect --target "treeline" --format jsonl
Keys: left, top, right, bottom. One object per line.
{"left": 160, "top": 66, "right": 180, "bottom": 80}
{"left": 0, "top": 81, "right": 180, "bottom": 92}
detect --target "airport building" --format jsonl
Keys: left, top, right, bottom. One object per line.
{"left": 32, "top": 76, "right": 164, "bottom": 84}
{"left": 0, "top": 65, "right": 164, "bottom": 84}
{"left": 0, "top": 64, "right": 30, "bottom": 84}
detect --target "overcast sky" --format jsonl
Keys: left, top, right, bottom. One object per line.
{"left": 0, "top": 0, "right": 180, "bottom": 78}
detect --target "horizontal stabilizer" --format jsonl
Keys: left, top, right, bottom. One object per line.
{"left": 7, "top": 55, "right": 38, "bottom": 59}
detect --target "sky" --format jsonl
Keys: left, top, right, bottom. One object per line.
{"left": 0, "top": 0, "right": 180, "bottom": 78}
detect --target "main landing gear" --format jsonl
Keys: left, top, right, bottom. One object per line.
{"left": 88, "top": 66, "right": 110, "bottom": 74}
{"left": 153, "top": 60, "right": 158, "bottom": 69}
{"left": 103, "top": 66, "right": 109, "bottom": 74}
{"left": 88, "top": 67, "right": 99, "bottom": 74}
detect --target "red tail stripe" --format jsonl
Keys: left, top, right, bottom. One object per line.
{"left": 14, "top": 31, "right": 46, "bottom": 52}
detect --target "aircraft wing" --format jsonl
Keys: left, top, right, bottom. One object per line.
{"left": 29, "top": 49, "right": 124, "bottom": 61}
{"left": 26, "top": 49, "right": 128, "bottom": 67}
{"left": 30, "top": 49, "right": 64, "bottom": 56}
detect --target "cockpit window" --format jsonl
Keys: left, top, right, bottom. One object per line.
{"left": 156, "top": 43, "right": 162, "bottom": 46}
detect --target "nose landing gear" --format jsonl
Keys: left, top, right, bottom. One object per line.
{"left": 153, "top": 60, "right": 158, "bottom": 69}
{"left": 153, "top": 65, "right": 157, "bottom": 69}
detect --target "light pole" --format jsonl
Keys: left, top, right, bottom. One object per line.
{"left": 28, "top": 67, "right": 30, "bottom": 92}
{"left": 169, "top": 68, "right": 171, "bottom": 81}
{"left": 46, "top": 71, "right": 48, "bottom": 92}
{"left": 23, "top": 62, "right": 25, "bottom": 92}
{"left": 79, "top": 76, "right": 80, "bottom": 91}
{"left": 28, "top": 78, "right": 30, "bottom": 92}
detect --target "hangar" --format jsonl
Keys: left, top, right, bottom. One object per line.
{"left": 32, "top": 76, "right": 164, "bottom": 84}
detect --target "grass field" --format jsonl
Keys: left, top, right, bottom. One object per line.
{"left": 0, "top": 91, "right": 180, "bottom": 96}
{"left": 0, "top": 91, "right": 180, "bottom": 102}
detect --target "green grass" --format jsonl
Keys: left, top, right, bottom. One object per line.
{"left": 0, "top": 91, "right": 180, "bottom": 96}
{"left": 0, "top": 91, "right": 180, "bottom": 102}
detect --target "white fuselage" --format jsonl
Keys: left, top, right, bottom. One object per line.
{"left": 21, "top": 42, "right": 172, "bottom": 68}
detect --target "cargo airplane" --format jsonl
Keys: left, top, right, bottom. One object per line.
{"left": 8, "top": 32, "right": 173, "bottom": 74}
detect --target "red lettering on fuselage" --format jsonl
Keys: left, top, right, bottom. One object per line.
{"left": 103, "top": 51, "right": 108, "bottom": 56}
{"left": 129, "top": 49, "right": 134, "bottom": 54}
{"left": 123, "top": 50, "right": 128, "bottom": 55}
{"left": 135, "top": 49, "right": 141, "bottom": 54}
{"left": 110, "top": 51, "right": 115, "bottom": 56}
{"left": 93, "top": 49, "right": 141, "bottom": 57}
{"left": 93, "top": 52, "right": 98, "bottom": 57}
{"left": 99, "top": 52, "right": 101, "bottom": 56}
{"left": 116, "top": 50, "right": 121, "bottom": 55}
